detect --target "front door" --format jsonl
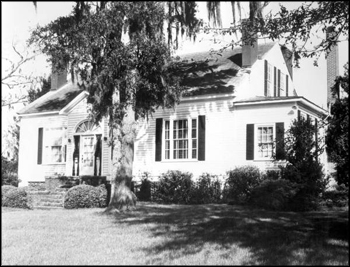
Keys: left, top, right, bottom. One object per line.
{"left": 80, "top": 135, "right": 95, "bottom": 175}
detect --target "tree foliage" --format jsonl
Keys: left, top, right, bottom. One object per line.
{"left": 326, "top": 63, "right": 349, "bottom": 186}
{"left": 28, "top": 2, "right": 183, "bottom": 125}
{"left": 27, "top": 76, "right": 51, "bottom": 104}
{"left": 280, "top": 117, "right": 327, "bottom": 210}
{"left": 257, "top": 1, "right": 348, "bottom": 66}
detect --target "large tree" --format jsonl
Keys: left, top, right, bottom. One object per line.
{"left": 28, "top": 1, "right": 192, "bottom": 211}
{"left": 326, "top": 63, "right": 349, "bottom": 186}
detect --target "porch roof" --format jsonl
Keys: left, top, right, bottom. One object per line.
{"left": 18, "top": 82, "right": 84, "bottom": 115}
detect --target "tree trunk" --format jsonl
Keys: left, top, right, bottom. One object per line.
{"left": 105, "top": 105, "right": 137, "bottom": 212}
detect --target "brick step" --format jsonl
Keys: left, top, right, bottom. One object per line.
{"left": 39, "top": 194, "right": 65, "bottom": 198}
{"left": 27, "top": 190, "right": 51, "bottom": 195}
{"left": 38, "top": 198, "right": 63, "bottom": 204}
{"left": 36, "top": 201, "right": 64, "bottom": 207}
{"left": 35, "top": 205, "right": 64, "bottom": 209}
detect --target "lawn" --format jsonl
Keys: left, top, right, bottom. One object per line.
{"left": 2, "top": 203, "right": 348, "bottom": 265}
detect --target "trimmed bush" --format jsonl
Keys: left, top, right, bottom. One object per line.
{"left": 64, "top": 184, "right": 107, "bottom": 209}
{"left": 322, "top": 184, "right": 349, "bottom": 208}
{"left": 191, "top": 173, "right": 222, "bottom": 204}
{"left": 2, "top": 186, "right": 32, "bottom": 209}
{"left": 152, "top": 170, "right": 194, "bottom": 204}
{"left": 223, "top": 166, "right": 262, "bottom": 204}
{"left": 250, "top": 179, "right": 298, "bottom": 211}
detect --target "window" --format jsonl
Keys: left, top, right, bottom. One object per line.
{"left": 280, "top": 72, "right": 285, "bottom": 95}
{"left": 165, "top": 121, "right": 170, "bottom": 159}
{"left": 266, "top": 63, "right": 273, "bottom": 96}
{"left": 173, "top": 120, "right": 188, "bottom": 159}
{"left": 192, "top": 119, "right": 197, "bottom": 159}
{"left": 44, "top": 127, "right": 67, "bottom": 163}
{"left": 256, "top": 125, "right": 274, "bottom": 159}
{"left": 163, "top": 118, "right": 197, "bottom": 160}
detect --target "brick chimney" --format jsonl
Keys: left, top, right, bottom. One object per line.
{"left": 326, "top": 26, "right": 339, "bottom": 107}
{"left": 51, "top": 65, "right": 67, "bottom": 91}
{"left": 241, "top": 19, "right": 258, "bottom": 68}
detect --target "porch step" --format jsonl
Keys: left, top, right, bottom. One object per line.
{"left": 35, "top": 205, "right": 64, "bottom": 210}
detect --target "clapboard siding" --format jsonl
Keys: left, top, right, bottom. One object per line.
{"left": 18, "top": 114, "right": 67, "bottom": 186}
{"left": 133, "top": 98, "right": 237, "bottom": 179}
{"left": 133, "top": 99, "right": 300, "bottom": 180}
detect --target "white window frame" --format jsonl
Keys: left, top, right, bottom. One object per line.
{"left": 255, "top": 124, "right": 275, "bottom": 160}
{"left": 43, "top": 127, "right": 67, "bottom": 164}
{"left": 162, "top": 117, "right": 198, "bottom": 162}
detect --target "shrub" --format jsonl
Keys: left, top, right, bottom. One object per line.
{"left": 250, "top": 179, "right": 298, "bottom": 211}
{"left": 223, "top": 166, "right": 262, "bottom": 204}
{"left": 2, "top": 186, "right": 32, "bottom": 209}
{"left": 152, "top": 170, "right": 194, "bottom": 204}
{"left": 1, "top": 156, "right": 19, "bottom": 187}
{"left": 262, "top": 170, "right": 281, "bottom": 181}
{"left": 191, "top": 173, "right": 222, "bottom": 204}
{"left": 2, "top": 185, "right": 17, "bottom": 196}
{"left": 64, "top": 184, "right": 107, "bottom": 209}
{"left": 322, "top": 184, "right": 349, "bottom": 208}
{"left": 280, "top": 162, "right": 327, "bottom": 211}
{"left": 136, "top": 172, "right": 152, "bottom": 201}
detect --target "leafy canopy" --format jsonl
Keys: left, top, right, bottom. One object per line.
{"left": 28, "top": 2, "right": 183, "bottom": 125}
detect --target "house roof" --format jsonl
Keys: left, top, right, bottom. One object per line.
{"left": 18, "top": 42, "right": 278, "bottom": 116}
{"left": 233, "top": 96, "right": 328, "bottom": 117}
{"left": 18, "top": 82, "right": 84, "bottom": 115}
{"left": 176, "top": 42, "right": 276, "bottom": 97}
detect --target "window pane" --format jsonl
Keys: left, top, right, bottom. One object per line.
{"left": 192, "top": 119, "right": 197, "bottom": 128}
{"left": 192, "top": 149, "right": 196, "bottom": 159}
{"left": 192, "top": 139, "right": 197, "bottom": 149}
{"left": 184, "top": 129, "right": 188, "bottom": 138}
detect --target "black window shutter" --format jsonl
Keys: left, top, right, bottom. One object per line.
{"left": 298, "top": 110, "right": 301, "bottom": 121}
{"left": 273, "top": 67, "right": 277, "bottom": 97}
{"left": 277, "top": 69, "right": 281, "bottom": 97}
{"left": 37, "top": 128, "right": 43, "bottom": 165}
{"left": 246, "top": 124, "right": 254, "bottom": 160}
{"left": 198, "top": 115, "right": 206, "bottom": 161}
{"left": 286, "top": 75, "right": 289, "bottom": 96}
{"left": 275, "top": 122, "right": 285, "bottom": 160}
{"left": 264, "top": 60, "right": 268, "bottom": 96}
{"left": 155, "top": 118, "right": 163, "bottom": 162}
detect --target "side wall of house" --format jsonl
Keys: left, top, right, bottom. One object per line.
{"left": 133, "top": 98, "right": 298, "bottom": 181}
{"left": 18, "top": 114, "right": 67, "bottom": 186}
{"left": 67, "top": 98, "right": 111, "bottom": 180}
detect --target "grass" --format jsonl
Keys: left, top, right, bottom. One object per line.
{"left": 2, "top": 203, "right": 349, "bottom": 265}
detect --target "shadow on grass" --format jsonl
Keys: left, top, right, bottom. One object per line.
{"left": 101, "top": 203, "right": 349, "bottom": 265}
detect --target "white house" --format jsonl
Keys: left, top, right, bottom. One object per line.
{"left": 17, "top": 36, "right": 329, "bottom": 187}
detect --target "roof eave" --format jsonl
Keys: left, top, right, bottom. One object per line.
{"left": 233, "top": 97, "right": 328, "bottom": 117}
{"left": 59, "top": 91, "right": 89, "bottom": 114}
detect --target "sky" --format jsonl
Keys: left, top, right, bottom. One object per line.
{"left": 1, "top": 2, "right": 348, "bottom": 117}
